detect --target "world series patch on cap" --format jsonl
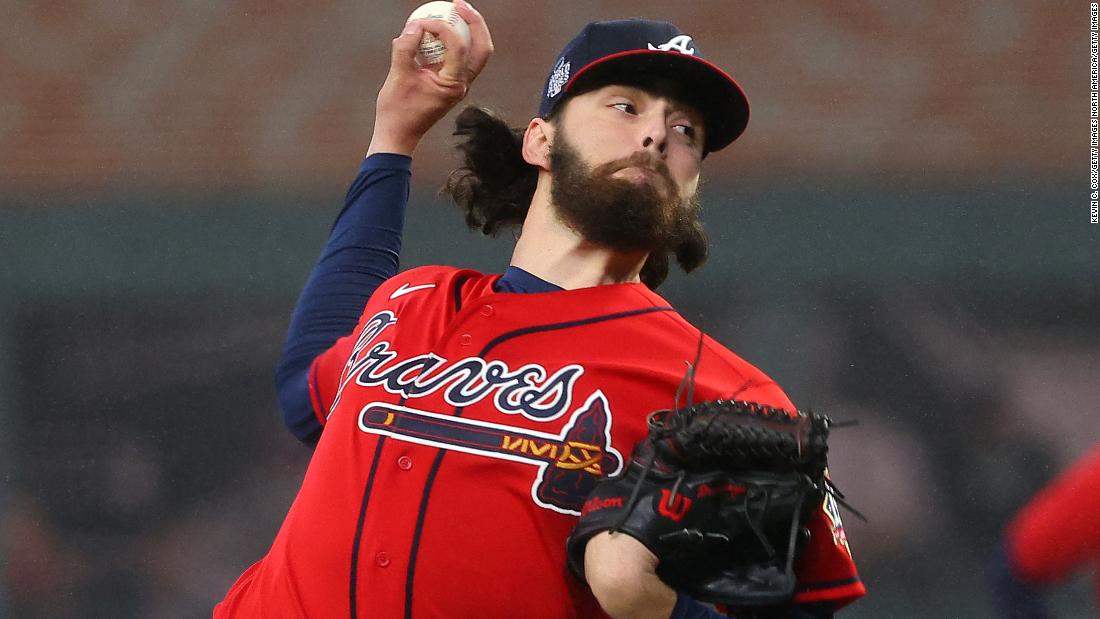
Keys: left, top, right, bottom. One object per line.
{"left": 538, "top": 19, "right": 751, "bottom": 154}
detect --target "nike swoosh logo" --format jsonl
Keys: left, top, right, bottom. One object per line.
{"left": 389, "top": 283, "right": 436, "bottom": 300}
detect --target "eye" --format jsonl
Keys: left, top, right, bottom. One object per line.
{"left": 610, "top": 102, "right": 637, "bottom": 114}
{"left": 673, "top": 124, "right": 696, "bottom": 139}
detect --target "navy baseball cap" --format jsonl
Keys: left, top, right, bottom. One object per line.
{"left": 538, "top": 19, "right": 750, "bottom": 154}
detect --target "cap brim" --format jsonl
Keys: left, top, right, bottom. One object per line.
{"left": 562, "top": 50, "right": 750, "bottom": 153}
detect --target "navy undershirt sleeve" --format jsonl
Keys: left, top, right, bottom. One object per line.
{"left": 669, "top": 593, "right": 726, "bottom": 619}
{"left": 275, "top": 154, "right": 411, "bottom": 446}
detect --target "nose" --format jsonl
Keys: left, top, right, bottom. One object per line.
{"left": 640, "top": 115, "right": 668, "bottom": 158}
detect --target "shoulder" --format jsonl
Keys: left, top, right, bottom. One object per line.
{"left": 639, "top": 302, "right": 796, "bottom": 411}
{"left": 372, "top": 265, "right": 489, "bottom": 297}
{"left": 364, "top": 265, "right": 501, "bottom": 315}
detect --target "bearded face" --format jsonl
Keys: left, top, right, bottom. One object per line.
{"left": 548, "top": 125, "right": 708, "bottom": 270}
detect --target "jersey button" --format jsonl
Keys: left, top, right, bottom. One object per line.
{"left": 480, "top": 304, "right": 494, "bottom": 317}
{"left": 375, "top": 552, "right": 391, "bottom": 567}
{"left": 397, "top": 456, "right": 413, "bottom": 471}
{"left": 459, "top": 333, "right": 472, "bottom": 346}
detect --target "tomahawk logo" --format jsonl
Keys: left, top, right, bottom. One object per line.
{"left": 333, "top": 309, "right": 623, "bottom": 513}
{"left": 358, "top": 391, "right": 624, "bottom": 515}
{"left": 648, "top": 35, "right": 696, "bottom": 55}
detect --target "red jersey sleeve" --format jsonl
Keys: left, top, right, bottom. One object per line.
{"left": 791, "top": 488, "right": 865, "bottom": 608}
{"left": 305, "top": 265, "right": 469, "bottom": 428}
{"left": 306, "top": 330, "right": 359, "bottom": 427}
{"left": 304, "top": 267, "right": 425, "bottom": 427}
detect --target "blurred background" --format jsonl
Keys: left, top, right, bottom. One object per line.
{"left": 0, "top": 0, "right": 1095, "bottom": 617}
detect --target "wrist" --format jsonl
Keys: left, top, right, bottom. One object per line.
{"left": 366, "top": 125, "right": 422, "bottom": 157}
{"left": 585, "top": 532, "right": 673, "bottom": 619}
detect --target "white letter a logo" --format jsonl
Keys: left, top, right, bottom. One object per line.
{"left": 648, "top": 35, "right": 696, "bottom": 55}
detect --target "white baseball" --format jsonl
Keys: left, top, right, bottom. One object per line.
{"left": 405, "top": 1, "right": 472, "bottom": 66}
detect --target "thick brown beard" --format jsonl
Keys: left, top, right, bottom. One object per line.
{"left": 549, "top": 130, "right": 705, "bottom": 262}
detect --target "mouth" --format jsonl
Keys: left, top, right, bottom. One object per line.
{"left": 612, "top": 166, "right": 661, "bottom": 184}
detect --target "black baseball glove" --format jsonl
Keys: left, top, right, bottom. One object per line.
{"left": 566, "top": 400, "right": 856, "bottom": 614}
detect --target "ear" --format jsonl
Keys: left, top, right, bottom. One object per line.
{"left": 522, "top": 117, "right": 554, "bottom": 171}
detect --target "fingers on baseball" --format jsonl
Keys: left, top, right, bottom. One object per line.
{"left": 392, "top": 20, "right": 426, "bottom": 71}
{"left": 454, "top": 0, "right": 493, "bottom": 77}
{"left": 417, "top": 18, "right": 470, "bottom": 82}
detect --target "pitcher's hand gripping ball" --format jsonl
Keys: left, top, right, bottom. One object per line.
{"left": 567, "top": 400, "right": 860, "bottom": 613}
{"left": 406, "top": 1, "right": 472, "bottom": 66}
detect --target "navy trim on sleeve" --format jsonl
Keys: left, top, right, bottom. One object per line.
{"left": 274, "top": 154, "right": 412, "bottom": 445}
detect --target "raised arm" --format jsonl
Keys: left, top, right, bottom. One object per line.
{"left": 274, "top": 1, "right": 493, "bottom": 445}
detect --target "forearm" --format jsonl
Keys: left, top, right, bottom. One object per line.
{"left": 583, "top": 531, "right": 833, "bottom": 619}
{"left": 591, "top": 566, "right": 677, "bottom": 619}
{"left": 584, "top": 531, "right": 674, "bottom": 618}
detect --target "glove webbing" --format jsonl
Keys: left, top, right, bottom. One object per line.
{"left": 649, "top": 401, "right": 830, "bottom": 474}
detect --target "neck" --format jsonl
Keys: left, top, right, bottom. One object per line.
{"left": 509, "top": 178, "right": 647, "bottom": 290}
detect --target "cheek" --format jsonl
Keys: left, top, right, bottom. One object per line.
{"left": 671, "top": 165, "right": 700, "bottom": 199}
{"left": 565, "top": 128, "right": 612, "bottom": 164}
{"left": 594, "top": 134, "right": 634, "bottom": 162}
{"left": 580, "top": 117, "right": 638, "bottom": 157}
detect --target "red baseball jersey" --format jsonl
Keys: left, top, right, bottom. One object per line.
{"left": 216, "top": 265, "right": 864, "bottom": 618}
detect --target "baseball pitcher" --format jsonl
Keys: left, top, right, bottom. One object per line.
{"left": 216, "top": 4, "right": 864, "bottom": 618}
